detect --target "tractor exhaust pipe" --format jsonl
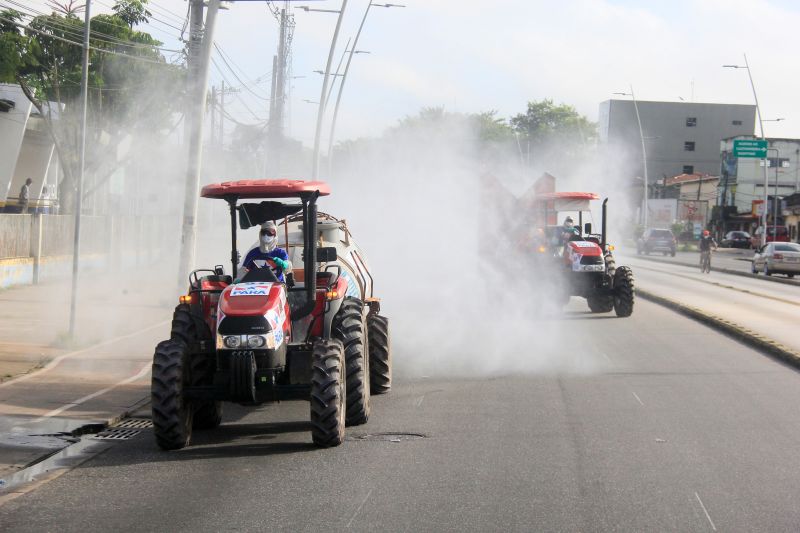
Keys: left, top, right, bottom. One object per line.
{"left": 601, "top": 198, "right": 608, "bottom": 250}
{"left": 294, "top": 191, "right": 320, "bottom": 320}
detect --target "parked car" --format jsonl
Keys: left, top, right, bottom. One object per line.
{"left": 752, "top": 242, "right": 800, "bottom": 277}
{"left": 637, "top": 228, "right": 677, "bottom": 256}
{"left": 721, "top": 230, "right": 751, "bottom": 248}
{"left": 750, "top": 225, "right": 789, "bottom": 248}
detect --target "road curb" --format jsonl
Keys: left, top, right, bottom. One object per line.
{"left": 631, "top": 255, "right": 800, "bottom": 287}
{"left": 0, "top": 396, "right": 151, "bottom": 506}
{"left": 636, "top": 288, "right": 800, "bottom": 368}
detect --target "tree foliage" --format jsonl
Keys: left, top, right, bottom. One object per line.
{"left": 510, "top": 99, "right": 597, "bottom": 146}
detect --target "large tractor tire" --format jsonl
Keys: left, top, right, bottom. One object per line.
{"left": 333, "top": 297, "right": 370, "bottom": 426}
{"left": 170, "top": 304, "right": 222, "bottom": 430}
{"left": 152, "top": 339, "right": 193, "bottom": 450}
{"left": 367, "top": 314, "right": 391, "bottom": 395}
{"left": 613, "top": 266, "right": 635, "bottom": 318}
{"left": 310, "top": 338, "right": 346, "bottom": 447}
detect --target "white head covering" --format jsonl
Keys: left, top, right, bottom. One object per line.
{"left": 259, "top": 221, "right": 278, "bottom": 253}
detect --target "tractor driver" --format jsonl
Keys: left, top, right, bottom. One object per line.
{"left": 236, "top": 221, "right": 291, "bottom": 282}
{"left": 561, "top": 216, "right": 581, "bottom": 241}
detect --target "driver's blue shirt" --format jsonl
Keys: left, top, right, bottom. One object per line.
{"left": 242, "top": 247, "right": 289, "bottom": 282}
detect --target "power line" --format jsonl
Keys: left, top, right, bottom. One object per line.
{"left": 0, "top": 1, "right": 184, "bottom": 53}
{"left": 212, "top": 43, "right": 271, "bottom": 101}
{"left": 0, "top": 14, "right": 181, "bottom": 66}
{"left": 209, "top": 55, "right": 267, "bottom": 122}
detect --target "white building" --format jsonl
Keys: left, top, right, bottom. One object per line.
{"left": 720, "top": 136, "right": 800, "bottom": 216}
{"left": 0, "top": 83, "right": 60, "bottom": 211}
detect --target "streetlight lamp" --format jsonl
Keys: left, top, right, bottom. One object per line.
{"left": 614, "top": 87, "right": 650, "bottom": 229}
{"left": 724, "top": 55, "right": 770, "bottom": 246}
{"left": 299, "top": 1, "right": 349, "bottom": 180}
{"left": 326, "top": 1, "right": 405, "bottom": 176}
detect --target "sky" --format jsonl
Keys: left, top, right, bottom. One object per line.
{"left": 19, "top": 0, "right": 800, "bottom": 146}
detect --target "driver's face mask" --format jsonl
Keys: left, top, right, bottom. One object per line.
{"left": 260, "top": 228, "right": 277, "bottom": 251}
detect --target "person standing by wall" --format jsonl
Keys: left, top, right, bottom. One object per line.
{"left": 18, "top": 178, "right": 32, "bottom": 214}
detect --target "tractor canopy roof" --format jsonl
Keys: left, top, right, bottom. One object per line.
{"left": 530, "top": 191, "right": 600, "bottom": 212}
{"left": 201, "top": 179, "right": 331, "bottom": 199}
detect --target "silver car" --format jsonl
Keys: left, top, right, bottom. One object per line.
{"left": 752, "top": 242, "right": 800, "bottom": 277}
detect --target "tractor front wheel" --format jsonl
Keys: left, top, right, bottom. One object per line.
{"left": 151, "top": 340, "right": 193, "bottom": 450}
{"left": 367, "top": 314, "right": 392, "bottom": 395}
{"left": 333, "top": 297, "right": 370, "bottom": 426}
{"left": 310, "top": 338, "right": 346, "bottom": 447}
{"left": 171, "top": 304, "right": 221, "bottom": 430}
{"left": 613, "top": 266, "right": 635, "bottom": 317}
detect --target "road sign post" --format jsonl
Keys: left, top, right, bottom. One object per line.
{"left": 733, "top": 139, "right": 768, "bottom": 158}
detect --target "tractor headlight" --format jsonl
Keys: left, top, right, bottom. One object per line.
{"left": 247, "top": 335, "right": 266, "bottom": 349}
{"left": 223, "top": 335, "right": 242, "bottom": 349}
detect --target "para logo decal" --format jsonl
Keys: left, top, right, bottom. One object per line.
{"left": 231, "top": 282, "right": 273, "bottom": 297}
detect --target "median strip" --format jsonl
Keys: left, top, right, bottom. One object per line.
{"left": 631, "top": 254, "right": 800, "bottom": 287}
{"left": 636, "top": 288, "right": 800, "bottom": 368}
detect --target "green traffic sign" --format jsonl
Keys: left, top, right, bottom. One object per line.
{"left": 733, "top": 139, "right": 768, "bottom": 158}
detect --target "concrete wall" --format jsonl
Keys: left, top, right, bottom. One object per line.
{"left": 0, "top": 213, "right": 174, "bottom": 289}
{"left": 600, "top": 100, "right": 756, "bottom": 182}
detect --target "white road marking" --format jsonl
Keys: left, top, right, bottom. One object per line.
{"left": 695, "top": 492, "right": 717, "bottom": 531}
{"left": 0, "top": 320, "right": 168, "bottom": 390}
{"left": 346, "top": 487, "right": 374, "bottom": 528}
{"left": 32, "top": 362, "right": 151, "bottom": 423}
{"left": 599, "top": 351, "right": 612, "bottom": 363}
{"left": 631, "top": 391, "right": 644, "bottom": 406}
{"left": 415, "top": 395, "right": 425, "bottom": 408}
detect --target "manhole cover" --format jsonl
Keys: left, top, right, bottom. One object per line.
{"left": 113, "top": 418, "right": 153, "bottom": 429}
{"left": 349, "top": 432, "right": 427, "bottom": 442}
{"left": 93, "top": 428, "right": 141, "bottom": 441}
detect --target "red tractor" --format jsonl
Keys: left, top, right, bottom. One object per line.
{"left": 527, "top": 192, "right": 634, "bottom": 317}
{"left": 152, "top": 179, "right": 391, "bottom": 450}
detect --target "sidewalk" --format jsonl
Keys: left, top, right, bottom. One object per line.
{"left": 0, "top": 269, "right": 175, "bottom": 480}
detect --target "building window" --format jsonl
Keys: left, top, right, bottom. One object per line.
{"left": 684, "top": 141, "right": 695, "bottom": 151}
{"left": 732, "top": 120, "right": 742, "bottom": 126}
{"left": 766, "top": 157, "right": 790, "bottom": 168}
{"left": 686, "top": 117, "right": 697, "bottom": 127}
{"left": 683, "top": 165, "right": 694, "bottom": 174}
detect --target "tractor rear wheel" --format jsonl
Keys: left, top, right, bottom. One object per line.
{"left": 171, "top": 304, "right": 222, "bottom": 430}
{"left": 333, "top": 297, "right": 370, "bottom": 426}
{"left": 613, "top": 266, "right": 635, "bottom": 318}
{"left": 151, "top": 340, "right": 192, "bottom": 450}
{"left": 310, "top": 338, "right": 346, "bottom": 447}
{"left": 367, "top": 314, "right": 391, "bottom": 395}
{"left": 587, "top": 295, "right": 614, "bottom": 313}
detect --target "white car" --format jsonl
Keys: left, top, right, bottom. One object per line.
{"left": 752, "top": 242, "right": 800, "bottom": 277}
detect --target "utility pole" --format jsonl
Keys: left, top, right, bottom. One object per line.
{"left": 184, "top": 0, "right": 205, "bottom": 144}
{"left": 177, "top": 0, "right": 221, "bottom": 289}
{"left": 219, "top": 80, "right": 225, "bottom": 149}
{"left": 210, "top": 85, "right": 216, "bottom": 147}
{"left": 68, "top": 0, "right": 91, "bottom": 337}
{"left": 267, "top": 9, "right": 289, "bottom": 176}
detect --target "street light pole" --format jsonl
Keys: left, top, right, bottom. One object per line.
{"left": 614, "top": 87, "right": 649, "bottom": 229}
{"left": 68, "top": 0, "right": 91, "bottom": 337}
{"left": 311, "top": 0, "right": 348, "bottom": 180}
{"left": 724, "top": 54, "right": 769, "bottom": 246}
{"left": 326, "top": 2, "right": 404, "bottom": 177}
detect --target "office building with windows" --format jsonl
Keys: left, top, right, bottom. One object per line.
{"left": 598, "top": 100, "right": 756, "bottom": 182}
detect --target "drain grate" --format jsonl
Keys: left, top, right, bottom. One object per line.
{"left": 349, "top": 432, "right": 427, "bottom": 442}
{"left": 93, "top": 428, "right": 141, "bottom": 441}
{"left": 113, "top": 418, "right": 153, "bottom": 430}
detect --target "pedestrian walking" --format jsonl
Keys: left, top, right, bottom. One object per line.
{"left": 18, "top": 178, "right": 32, "bottom": 213}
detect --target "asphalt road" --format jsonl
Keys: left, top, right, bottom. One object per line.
{"left": 3, "top": 296, "right": 800, "bottom": 532}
